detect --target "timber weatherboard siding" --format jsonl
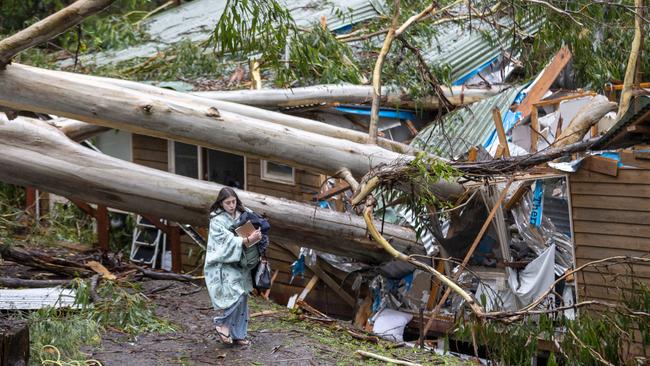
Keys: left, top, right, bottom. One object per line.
{"left": 569, "top": 151, "right": 650, "bottom": 356}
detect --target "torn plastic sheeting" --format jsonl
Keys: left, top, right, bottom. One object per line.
{"left": 370, "top": 308, "right": 413, "bottom": 342}
{"left": 507, "top": 244, "right": 556, "bottom": 307}
{"left": 475, "top": 244, "right": 556, "bottom": 310}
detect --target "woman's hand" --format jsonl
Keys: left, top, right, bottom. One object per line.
{"left": 246, "top": 229, "right": 262, "bottom": 245}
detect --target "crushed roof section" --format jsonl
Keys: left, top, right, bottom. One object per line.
{"left": 60, "top": 0, "right": 380, "bottom": 68}
{"left": 61, "top": 1, "right": 538, "bottom": 89}
{"left": 411, "top": 86, "right": 523, "bottom": 159}
{"left": 422, "top": 19, "right": 540, "bottom": 83}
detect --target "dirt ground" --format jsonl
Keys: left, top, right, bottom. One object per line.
{"left": 1, "top": 244, "right": 466, "bottom": 366}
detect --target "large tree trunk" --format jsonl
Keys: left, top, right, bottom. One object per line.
{"left": 56, "top": 68, "right": 414, "bottom": 154}
{"left": 193, "top": 83, "right": 512, "bottom": 110}
{"left": 0, "top": 63, "right": 463, "bottom": 199}
{"left": 0, "top": 0, "right": 115, "bottom": 67}
{"left": 0, "top": 117, "right": 423, "bottom": 263}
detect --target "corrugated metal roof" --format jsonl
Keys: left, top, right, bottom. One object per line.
{"left": 421, "top": 18, "right": 541, "bottom": 83}
{"left": 411, "top": 86, "right": 523, "bottom": 159}
{"left": 61, "top": 0, "right": 539, "bottom": 88}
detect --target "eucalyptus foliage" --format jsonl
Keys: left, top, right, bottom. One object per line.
{"left": 210, "top": 0, "right": 362, "bottom": 86}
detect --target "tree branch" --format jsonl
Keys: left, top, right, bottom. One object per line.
{"left": 368, "top": 0, "right": 401, "bottom": 145}
{"left": 618, "top": 0, "right": 644, "bottom": 117}
{"left": 0, "top": 0, "right": 116, "bottom": 67}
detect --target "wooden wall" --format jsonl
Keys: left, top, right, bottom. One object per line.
{"left": 245, "top": 158, "right": 323, "bottom": 201}
{"left": 132, "top": 134, "right": 168, "bottom": 171}
{"left": 569, "top": 151, "right": 650, "bottom": 356}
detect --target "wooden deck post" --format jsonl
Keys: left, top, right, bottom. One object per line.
{"left": 169, "top": 224, "right": 182, "bottom": 273}
{"left": 24, "top": 186, "right": 36, "bottom": 217}
{"left": 96, "top": 205, "right": 109, "bottom": 252}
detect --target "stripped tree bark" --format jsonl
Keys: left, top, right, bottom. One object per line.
{"left": 193, "top": 83, "right": 511, "bottom": 110}
{"left": 618, "top": 0, "right": 644, "bottom": 118}
{"left": 56, "top": 69, "right": 415, "bottom": 154}
{"left": 554, "top": 96, "right": 617, "bottom": 147}
{"left": 368, "top": 0, "right": 401, "bottom": 145}
{"left": 0, "top": 117, "right": 423, "bottom": 263}
{"left": 0, "top": 0, "right": 115, "bottom": 67}
{"left": 0, "top": 63, "right": 464, "bottom": 200}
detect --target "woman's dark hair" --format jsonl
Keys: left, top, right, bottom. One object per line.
{"left": 210, "top": 187, "right": 245, "bottom": 213}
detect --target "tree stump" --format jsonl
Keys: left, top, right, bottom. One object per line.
{"left": 0, "top": 319, "right": 29, "bottom": 366}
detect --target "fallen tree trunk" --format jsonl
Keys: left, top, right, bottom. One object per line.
{"left": 0, "top": 65, "right": 453, "bottom": 196}
{"left": 0, "top": 63, "right": 463, "bottom": 198}
{"left": 0, "top": 0, "right": 115, "bottom": 67}
{"left": 0, "top": 117, "right": 423, "bottom": 263}
{"left": 12, "top": 64, "right": 415, "bottom": 154}
{"left": 193, "top": 83, "right": 512, "bottom": 110}
{"left": 555, "top": 96, "right": 617, "bottom": 147}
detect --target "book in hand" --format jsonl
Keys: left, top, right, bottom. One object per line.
{"left": 235, "top": 220, "right": 260, "bottom": 247}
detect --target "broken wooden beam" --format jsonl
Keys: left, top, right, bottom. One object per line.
{"left": 515, "top": 47, "right": 572, "bottom": 121}
{"left": 314, "top": 181, "right": 351, "bottom": 201}
{"left": 492, "top": 107, "right": 510, "bottom": 157}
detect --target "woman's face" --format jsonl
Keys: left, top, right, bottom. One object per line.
{"left": 221, "top": 196, "right": 237, "bottom": 215}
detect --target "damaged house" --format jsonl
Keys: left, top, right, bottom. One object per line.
{"left": 0, "top": 0, "right": 648, "bottom": 364}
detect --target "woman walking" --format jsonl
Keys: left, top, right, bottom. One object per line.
{"left": 205, "top": 187, "right": 262, "bottom": 346}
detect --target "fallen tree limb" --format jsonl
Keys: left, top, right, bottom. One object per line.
{"left": 136, "top": 268, "right": 198, "bottom": 282}
{"left": 49, "top": 117, "right": 110, "bottom": 142}
{"left": 368, "top": 0, "right": 400, "bottom": 145}
{"left": 0, "top": 244, "right": 93, "bottom": 277}
{"left": 194, "top": 83, "right": 511, "bottom": 110}
{"left": 355, "top": 350, "right": 422, "bottom": 366}
{"left": 0, "top": 105, "right": 425, "bottom": 263}
{"left": 362, "top": 196, "right": 484, "bottom": 316}
{"left": 554, "top": 96, "right": 617, "bottom": 147}
{"left": 0, "top": 0, "right": 115, "bottom": 67}
{"left": 0, "top": 277, "right": 72, "bottom": 288}
{"left": 618, "top": 0, "right": 644, "bottom": 118}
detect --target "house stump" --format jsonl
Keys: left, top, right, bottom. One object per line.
{"left": 0, "top": 319, "right": 29, "bottom": 366}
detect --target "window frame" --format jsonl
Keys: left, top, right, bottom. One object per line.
{"left": 260, "top": 160, "right": 295, "bottom": 185}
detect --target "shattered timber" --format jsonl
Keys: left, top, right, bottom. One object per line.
{"left": 0, "top": 0, "right": 649, "bottom": 365}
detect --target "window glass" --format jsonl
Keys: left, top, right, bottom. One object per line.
{"left": 174, "top": 142, "right": 198, "bottom": 178}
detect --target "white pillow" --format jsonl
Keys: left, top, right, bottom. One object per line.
{"left": 372, "top": 308, "right": 413, "bottom": 342}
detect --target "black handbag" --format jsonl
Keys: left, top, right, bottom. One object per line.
{"left": 254, "top": 258, "right": 272, "bottom": 290}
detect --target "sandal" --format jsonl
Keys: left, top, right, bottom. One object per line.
{"left": 215, "top": 326, "right": 233, "bottom": 345}
{"left": 233, "top": 339, "right": 251, "bottom": 346}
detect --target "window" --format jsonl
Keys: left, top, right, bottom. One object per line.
{"left": 261, "top": 160, "right": 295, "bottom": 185}
{"left": 172, "top": 142, "right": 199, "bottom": 179}
{"left": 168, "top": 141, "right": 246, "bottom": 189}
